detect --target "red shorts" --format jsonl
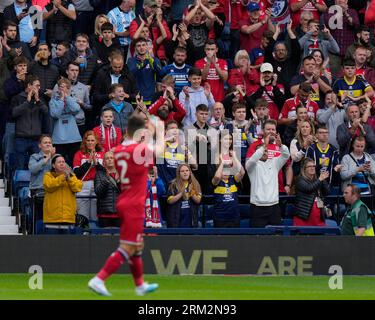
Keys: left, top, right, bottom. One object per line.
{"left": 117, "top": 202, "right": 145, "bottom": 245}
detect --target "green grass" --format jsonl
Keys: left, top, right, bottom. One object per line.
{"left": 0, "top": 274, "right": 375, "bottom": 300}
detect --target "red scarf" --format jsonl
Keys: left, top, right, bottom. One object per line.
{"left": 145, "top": 182, "right": 161, "bottom": 228}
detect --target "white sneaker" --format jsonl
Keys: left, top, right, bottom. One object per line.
{"left": 88, "top": 277, "right": 112, "bottom": 296}
{"left": 146, "top": 221, "right": 153, "bottom": 228}
{"left": 135, "top": 282, "right": 159, "bottom": 296}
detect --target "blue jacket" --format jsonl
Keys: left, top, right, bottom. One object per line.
{"left": 49, "top": 95, "right": 82, "bottom": 144}
{"left": 102, "top": 101, "right": 134, "bottom": 134}
{"left": 127, "top": 56, "right": 162, "bottom": 102}
{"left": 28, "top": 151, "right": 52, "bottom": 190}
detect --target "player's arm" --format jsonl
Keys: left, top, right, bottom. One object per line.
{"left": 154, "top": 117, "right": 166, "bottom": 158}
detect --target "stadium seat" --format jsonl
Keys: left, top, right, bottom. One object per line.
{"left": 12, "top": 170, "right": 31, "bottom": 197}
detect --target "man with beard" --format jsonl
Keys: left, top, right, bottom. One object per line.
{"left": 1, "top": 20, "right": 32, "bottom": 60}
{"left": 148, "top": 86, "right": 186, "bottom": 125}
{"left": 161, "top": 47, "right": 191, "bottom": 95}
{"left": 278, "top": 81, "right": 319, "bottom": 126}
{"left": 28, "top": 43, "right": 59, "bottom": 100}
{"left": 346, "top": 26, "right": 375, "bottom": 70}
{"left": 264, "top": 20, "right": 300, "bottom": 97}
{"left": 249, "top": 62, "right": 286, "bottom": 120}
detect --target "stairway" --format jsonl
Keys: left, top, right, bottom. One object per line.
{"left": 0, "top": 180, "right": 21, "bottom": 235}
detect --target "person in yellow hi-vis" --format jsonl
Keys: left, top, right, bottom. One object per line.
{"left": 43, "top": 154, "right": 83, "bottom": 232}
{"left": 341, "top": 184, "right": 374, "bottom": 236}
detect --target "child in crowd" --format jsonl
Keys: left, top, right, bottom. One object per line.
{"left": 166, "top": 164, "right": 202, "bottom": 228}
{"left": 248, "top": 98, "right": 270, "bottom": 141}
{"left": 93, "top": 108, "right": 123, "bottom": 153}
{"left": 212, "top": 150, "right": 245, "bottom": 227}
{"left": 102, "top": 84, "right": 134, "bottom": 134}
{"left": 179, "top": 67, "right": 215, "bottom": 126}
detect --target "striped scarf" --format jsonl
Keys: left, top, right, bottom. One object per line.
{"left": 145, "top": 183, "right": 161, "bottom": 228}
{"left": 99, "top": 124, "right": 117, "bottom": 150}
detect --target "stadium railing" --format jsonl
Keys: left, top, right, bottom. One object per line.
{"left": 24, "top": 193, "right": 370, "bottom": 236}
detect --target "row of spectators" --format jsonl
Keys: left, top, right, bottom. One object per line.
{"left": 0, "top": 0, "right": 374, "bottom": 235}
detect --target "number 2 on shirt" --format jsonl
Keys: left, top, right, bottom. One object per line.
{"left": 117, "top": 159, "right": 130, "bottom": 185}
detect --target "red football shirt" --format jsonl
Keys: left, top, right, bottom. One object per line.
{"left": 195, "top": 57, "right": 228, "bottom": 102}
{"left": 279, "top": 96, "right": 319, "bottom": 122}
{"left": 114, "top": 141, "right": 154, "bottom": 215}
{"left": 289, "top": 0, "right": 326, "bottom": 27}
{"left": 73, "top": 150, "right": 105, "bottom": 181}
{"left": 239, "top": 17, "right": 268, "bottom": 53}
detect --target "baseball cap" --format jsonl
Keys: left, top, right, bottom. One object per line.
{"left": 247, "top": 2, "right": 260, "bottom": 12}
{"left": 260, "top": 63, "right": 273, "bottom": 73}
{"left": 143, "top": 0, "right": 158, "bottom": 7}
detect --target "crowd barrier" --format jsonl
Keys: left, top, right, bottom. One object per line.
{"left": 22, "top": 193, "right": 374, "bottom": 236}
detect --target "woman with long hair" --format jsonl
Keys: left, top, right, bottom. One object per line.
{"left": 73, "top": 130, "right": 105, "bottom": 225}
{"left": 340, "top": 136, "right": 375, "bottom": 194}
{"left": 293, "top": 158, "right": 330, "bottom": 226}
{"left": 90, "top": 14, "right": 110, "bottom": 48}
{"left": 166, "top": 164, "right": 202, "bottom": 227}
{"left": 94, "top": 151, "right": 120, "bottom": 228}
{"left": 43, "top": 154, "right": 83, "bottom": 233}
{"left": 290, "top": 120, "right": 316, "bottom": 176}
{"left": 311, "top": 49, "right": 332, "bottom": 84}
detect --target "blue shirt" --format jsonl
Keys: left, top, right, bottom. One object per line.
{"left": 107, "top": 7, "right": 135, "bottom": 46}
{"left": 14, "top": 3, "right": 34, "bottom": 43}
{"left": 161, "top": 63, "right": 191, "bottom": 95}
{"left": 213, "top": 177, "right": 240, "bottom": 221}
{"left": 157, "top": 142, "right": 186, "bottom": 187}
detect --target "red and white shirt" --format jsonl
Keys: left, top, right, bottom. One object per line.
{"left": 73, "top": 150, "right": 105, "bottom": 181}
{"left": 93, "top": 125, "right": 123, "bottom": 153}
{"left": 279, "top": 96, "right": 319, "bottom": 122}
{"left": 195, "top": 57, "right": 228, "bottom": 102}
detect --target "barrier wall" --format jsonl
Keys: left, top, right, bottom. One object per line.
{"left": 1, "top": 235, "right": 375, "bottom": 275}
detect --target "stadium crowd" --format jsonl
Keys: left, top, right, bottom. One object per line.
{"left": 0, "top": 0, "right": 375, "bottom": 235}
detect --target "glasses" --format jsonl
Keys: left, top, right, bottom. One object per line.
{"left": 306, "top": 165, "right": 315, "bottom": 168}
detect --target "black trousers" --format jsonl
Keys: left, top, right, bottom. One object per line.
{"left": 250, "top": 204, "right": 282, "bottom": 228}
{"left": 214, "top": 219, "right": 240, "bottom": 228}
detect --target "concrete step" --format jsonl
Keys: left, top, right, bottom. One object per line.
{"left": 0, "top": 198, "right": 10, "bottom": 207}
{"left": 0, "top": 216, "right": 16, "bottom": 225}
{"left": 0, "top": 180, "right": 4, "bottom": 188}
{"left": 0, "top": 225, "right": 19, "bottom": 233}
{"left": 0, "top": 189, "right": 5, "bottom": 197}
{"left": 0, "top": 207, "right": 11, "bottom": 216}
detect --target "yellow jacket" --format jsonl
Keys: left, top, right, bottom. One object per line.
{"left": 43, "top": 172, "right": 83, "bottom": 224}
